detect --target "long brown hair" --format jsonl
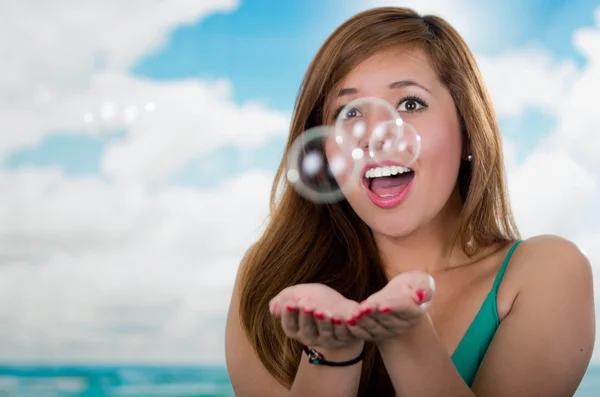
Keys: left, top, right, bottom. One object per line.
{"left": 239, "top": 6, "right": 520, "bottom": 395}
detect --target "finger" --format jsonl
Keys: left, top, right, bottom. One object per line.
{"left": 298, "top": 307, "right": 319, "bottom": 342}
{"left": 314, "top": 310, "right": 336, "bottom": 344}
{"left": 269, "top": 287, "right": 297, "bottom": 317}
{"left": 372, "top": 307, "right": 410, "bottom": 330}
{"left": 369, "top": 288, "right": 424, "bottom": 321}
{"left": 270, "top": 300, "right": 285, "bottom": 317}
{"left": 355, "top": 309, "right": 393, "bottom": 340}
{"left": 346, "top": 316, "right": 373, "bottom": 340}
{"left": 281, "top": 306, "right": 300, "bottom": 334}
{"left": 346, "top": 310, "right": 388, "bottom": 341}
{"left": 269, "top": 296, "right": 280, "bottom": 317}
{"left": 408, "top": 273, "right": 436, "bottom": 304}
{"left": 358, "top": 297, "right": 379, "bottom": 316}
{"left": 332, "top": 315, "right": 354, "bottom": 343}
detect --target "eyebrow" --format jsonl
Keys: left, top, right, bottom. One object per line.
{"left": 337, "top": 80, "right": 432, "bottom": 97}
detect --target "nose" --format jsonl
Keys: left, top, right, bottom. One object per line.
{"left": 351, "top": 115, "right": 395, "bottom": 156}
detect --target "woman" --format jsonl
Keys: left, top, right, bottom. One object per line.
{"left": 225, "top": 6, "right": 595, "bottom": 397}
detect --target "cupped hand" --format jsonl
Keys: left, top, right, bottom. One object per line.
{"left": 348, "top": 271, "right": 436, "bottom": 342}
{"left": 269, "top": 283, "right": 363, "bottom": 349}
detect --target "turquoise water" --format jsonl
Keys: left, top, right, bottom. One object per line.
{"left": 0, "top": 364, "right": 597, "bottom": 396}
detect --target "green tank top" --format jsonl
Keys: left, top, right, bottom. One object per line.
{"left": 450, "top": 240, "right": 522, "bottom": 387}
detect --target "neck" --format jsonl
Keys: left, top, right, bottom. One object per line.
{"left": 373, "top": 191, "right": 467, "bottom": 277}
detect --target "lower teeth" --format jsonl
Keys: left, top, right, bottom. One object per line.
{"left": 379, "top": 193, "right": 397, "bottom": 198}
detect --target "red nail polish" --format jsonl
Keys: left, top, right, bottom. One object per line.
{"left": 286, "top": 305, "right": 295, "bottom": 312}
{"left": 415, "top": 289, "right": 425, "bottom": 303}
{"left": 380, "top": 307, "right": 391, "bottom": 313}
{"left": 347, "top": 319, "right": 357, "bottom": 326}
{"left": 332, "top": 318, "right": 342, "bottom": 325}
{"left": 362, "top": 308, "right": 372, "bottom": 314}
{"left": 356, "top": 313, "right": 363, "bottom": 320}
{"left": 314, "top": 312, "right": 325, "bottom": 320}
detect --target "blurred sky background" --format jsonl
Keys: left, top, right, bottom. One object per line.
{"left": 1, "top": 0, "right": 600, "bottom": 367}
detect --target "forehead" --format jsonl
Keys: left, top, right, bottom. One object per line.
{"left": 336, "top": 48, "right": 438, "bottom": 92}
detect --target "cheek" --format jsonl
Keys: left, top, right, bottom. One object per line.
{"left": 323, "top": 137, "right": 363, "bottom": 192}
{"left": 417, "top": 120, "right": 462, "bottom": 183}
{"left": 423, "top": 131, "right": 461, "bottom": 164}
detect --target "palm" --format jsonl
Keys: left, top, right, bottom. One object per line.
{"left": 371, "top": 271, "right": 435, "bottom": 310}
{"left": 346, "top": 271, "right": 436, "bottom": 342}
{"left": 269, "top": 283, "right": 362, "bottom": 349}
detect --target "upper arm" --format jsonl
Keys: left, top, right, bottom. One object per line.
{"left": 225, "top": 246, "right": 289, "bottom": 397}
{"left": 472, "top": 236, "right": 596, "bottom": 397}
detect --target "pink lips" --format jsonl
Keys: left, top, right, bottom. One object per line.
{"left": 362, "top": 160, "right": 414, "bottom": 209}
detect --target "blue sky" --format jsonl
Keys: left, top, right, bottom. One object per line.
{"left": 5, "top": 0, "right": 600, "bottom": 186}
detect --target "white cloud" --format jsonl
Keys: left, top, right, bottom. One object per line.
{"left": 0, "top": 0, "right": 240, "bottom": 156}
{"left": 97, "top": 74, "right": 289, "bottom": 185}
{"left": 0, "top": 0, "right": 287, "bottom": 365}
{"left": 0, "top": 168, "right": 272, "bottom": 363}
{"left": 550, "top": 12, "right": 600, "bottom": 171}
{"left": 478, "top": 48, "right": 579, "bottom": 118}
{"left": 4, "top": 72, "right": 289, "bottom": 184}
{"left": 488, "top": 8, "right": 600, "bottom": 362}
{"left": 507, "top": 148, "right": 599, "bottom": 238}
{"left": 483, "top": 8, "right": 600, "bottom": 244}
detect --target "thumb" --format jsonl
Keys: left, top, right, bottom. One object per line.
{"left": 410, "top": 272, "right": 436, "bottom": 305}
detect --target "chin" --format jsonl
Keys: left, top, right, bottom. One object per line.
{"left": 364, "top": 214, "right": 420, "bottom": 239}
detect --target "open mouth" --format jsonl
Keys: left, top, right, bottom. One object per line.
{"left": 363, "top": 164, "right": 415, "bottom": 198}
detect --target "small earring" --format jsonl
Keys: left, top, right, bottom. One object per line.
{"left": 467, "top": 154, "right": 473, "bottom": 162}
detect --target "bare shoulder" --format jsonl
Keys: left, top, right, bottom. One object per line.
{"left": 225, "top": 244, "right": 288, "bottom": 397}
{"left": 472, "top": 235, "right": 595, "bottom": 396}
{"left": 512, "top": 234, "right": 592, "bottom": 289}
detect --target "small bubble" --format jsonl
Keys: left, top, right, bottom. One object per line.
{"left": 352, "top": 121, "right": 366, "bottom": 139}
{"left": 101, "top": 102, "right": 117, "bottom": 121}
{"left": 302, "top": 151, "right": 323, "bottom": 176}
{"left": 123, "top": 106, "right": 138, "bottom": 123}
{"left": 329, "top": 155, "right": 347, "bottom": 176}
{"left": 287, "top": 169, "right": 300, "bottom": 183}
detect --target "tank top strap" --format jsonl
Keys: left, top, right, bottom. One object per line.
{"left": 492, "top": 240, "right": 523, "bottom": 291}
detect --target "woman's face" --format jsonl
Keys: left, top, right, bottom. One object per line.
{"left": 325, "top": 48, "right": 464, "bottom": 238}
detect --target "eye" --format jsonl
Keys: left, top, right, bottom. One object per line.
{"left": 397, "top": 97, "right": 427, "bottom": 113}
{"left": 339, "top": 107, "right": 362, "bottom": 120}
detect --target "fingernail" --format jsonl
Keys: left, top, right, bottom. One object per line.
{"left": 314, "top": 312, "right": 325, "bottom": 320}
{"left": 332, "top": 318, "right": 342, "bottom": 325}
{"left": 303, "top": 307, "right": 314, "bottom": 314}
{"left": 415, "top": 289, "right": 425, "bottom": 303}
{"left": 286, "top": 305, "right": 295, "bottom": 312}
{"left": 347, "top": 319, "right": 357, "bottom": 326}
{"left": 380, "top": 307, "right": 391, "bottom": 313}
{"left": 362, "top": 308, "right": 372, "bottom": 314}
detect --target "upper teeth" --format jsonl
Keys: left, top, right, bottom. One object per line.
{"left": 365, "top": 165, "right": 411, "bottom": 178}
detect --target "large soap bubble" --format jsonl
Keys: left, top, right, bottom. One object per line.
{"left": 335, "top": 96, "right": 421, "bottom": 167}
{"left": 285, "top": 125, "right": 365, "bottom": 203}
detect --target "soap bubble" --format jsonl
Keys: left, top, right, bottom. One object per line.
{"left": 285, "top": 125, "right": 365, "bottom": 203}
{"left": 368, "top": 120, "right": 421, "bottom": 167}
{"left": 335, "top": 96, "right": 421, "bottom": 166}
